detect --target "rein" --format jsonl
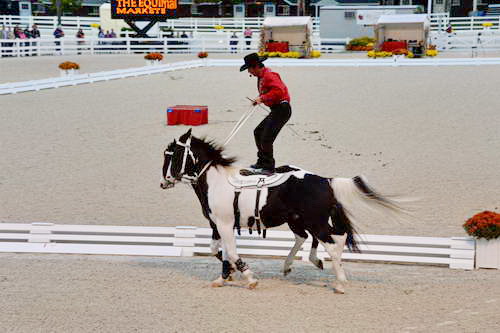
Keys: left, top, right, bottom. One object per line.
{"left": 172, "top": 104, "right": 257, "bottom": 184}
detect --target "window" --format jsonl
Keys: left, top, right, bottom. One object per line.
{"left": 278, "top": 5, "right": 289, "bottom": 16}
{"left": 435, "top": 0, "right": 444, "bottom": 5}
{"left": 344, "top": 11, "right": 355, "bottom": 19}
{"left": 401, "top": 0, "right": 411, "bottom": 5}
{"left": 452, "top": 0, "right": 460, "bottom": 6}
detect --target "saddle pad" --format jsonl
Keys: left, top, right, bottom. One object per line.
{"left": 228, "top": 171, "right": 291, "bottom": 189}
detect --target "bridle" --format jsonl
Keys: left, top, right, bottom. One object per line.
{"left": 165, "top": 136, "right": 212, "bottom": 185}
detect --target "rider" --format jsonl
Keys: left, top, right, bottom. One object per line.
{"left": 240, "top": 53, "right": 291, "bottom": 174}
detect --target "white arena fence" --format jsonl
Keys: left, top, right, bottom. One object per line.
{"left": 0, "top": 15, "right": 320, "bottom": 37}
{"left": 0, "top": 223, "right": 475, "bottom": 269}
{"left": 0, "top": 36, "right": 347, "bottom": 58}
{"left": 430, "top": 13, "right": 500, "bottom": 32}
{"left": 0, "top": 60, "right": 205, "bottom": 95}
{"left": 4, "top": 57, "right": 500, "bottom": 96}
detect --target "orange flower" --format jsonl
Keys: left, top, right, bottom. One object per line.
{"left": 463, "top": 211, "right": 500, "bottom": 239}
{"left": 144, "top": 53, "right": 164, "bottom": 61}
{"left": 198, "top": 52, "right": 208, "bottom": 58}
{"left": 58, "top": 61, "right": 80, "bottom": 70}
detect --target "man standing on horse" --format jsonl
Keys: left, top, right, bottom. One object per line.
{"left": 240, "top": 53, "right": 291, "bottom": 174}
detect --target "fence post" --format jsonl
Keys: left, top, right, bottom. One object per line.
{"left": 90, "top": 38, "right": 94, "bottom": 55}
{"left": 450, "top": 237, "right": 475, "bottom": 270}
{"left": 126, "top": 37, "right": 130, "bottom": 54}
{"left": 174, "top": 226, "right": 196, "bottom": 256}
{"left": 28, "top": 222, "right": 53, "bottom": 243}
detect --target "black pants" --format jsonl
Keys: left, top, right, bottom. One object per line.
{"left": 254, "top": 102, "right": 292, "bottom": 170}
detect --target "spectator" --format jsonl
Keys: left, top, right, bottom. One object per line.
{"left": 1, "top": 25, "right": 8, "bottom": 57}
{"left": 31, "top": 24, "right": 40, "bottom": 38}
{"left": 30, "top": 24, "right": 40, "bottom": 56}
{"left": 181, "top": 31, "right": 188, "bottom": 38}
{"left": 76, "top": 28, "right": 85, "bottom": 55}
{"left": 53, "top": 26, "right": 64, "bottom": 53}
{"left": 110, "top": 29, "right": 116, "bottom": 38}
{"left": 230, "top": 32, "right": 239, "bottom": 53}
{"left": 98, "top": 27, "right": 105, "bottom": 38}
{"left": 244, "top": 27, "right": 253, "bottom": 50}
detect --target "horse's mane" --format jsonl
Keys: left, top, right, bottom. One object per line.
{"left": 192, "top": 136, "right": 237, "bottom": 167}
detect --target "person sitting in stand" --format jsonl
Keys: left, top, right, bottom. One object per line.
{"left": 240, "top": 53, "right": 291, "bottom": 175}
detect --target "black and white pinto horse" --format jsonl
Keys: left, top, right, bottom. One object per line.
{"left": 161, "top": 139, "right": 325, "bottom": 278}
{"left": 161, "top": 129, "right": 405, "bottom": 293}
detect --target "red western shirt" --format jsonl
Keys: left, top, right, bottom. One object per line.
{"left": 257, "top": 67, "right": 290, "bottom": 107}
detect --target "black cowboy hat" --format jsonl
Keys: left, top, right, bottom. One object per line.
{"left": 239, "top": 53, "right": 268, "bottom": 72}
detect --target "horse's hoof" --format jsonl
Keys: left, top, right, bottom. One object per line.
{"left": 211, "top": 277, "right": 225, "bottom": 288}
{"left": 247, "top": 280, "right": 258, "bottom": 290}
{"left": 316, "top": 260, "right": 324, "bottom": 270}
{"left": 334, "top": 286, "right": 345, "bottom": 294}
{"left": 283, "top": 268, "right": 292, "bottom": 276}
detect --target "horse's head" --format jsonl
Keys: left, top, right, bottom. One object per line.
{"left": 160, "top": 129, "right": 199, "bottom": 189}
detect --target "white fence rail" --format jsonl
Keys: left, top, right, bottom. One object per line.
{"left": 431, "top": 30, "right": 500, "bottom": 51}
{"left": 0, "top": 223, "right": 475, "bottom": 269}
{"left": 0, "top": 36, "right": 346, "bottom": 58}
{"left": 0, "top": 15, "right": 320, "bottom": 37}
{"left": 4, "top": 57, "right": 500, "bottom": 96}
{"left": 0, "top": 60, "right": 204, "bottom": 95}
{"left": 430, "top": 13, "right": 500, "bottom": 31}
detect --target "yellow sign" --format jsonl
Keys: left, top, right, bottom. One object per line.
{"left": 111, "top": 0, "right": 177, "bottom": 19}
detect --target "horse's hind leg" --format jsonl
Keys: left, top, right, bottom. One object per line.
{"left": 309, "top": 237, "right": 324, "bottom": 270}
{"left": 318, "top": 232, "right": 347, "bottom": 294}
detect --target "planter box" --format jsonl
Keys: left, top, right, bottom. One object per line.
{"left": 145, "top": 59, "right": 161, "bottom": 66}
{"left": 476, "top": 238, "right": 500, "bottom": 269}
{"left": 60, "top": 69, "right": 79, "bottom": 77}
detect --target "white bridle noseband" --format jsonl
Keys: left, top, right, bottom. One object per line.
{"left": 166, "top": 136, "right": 211, "bottom": 185}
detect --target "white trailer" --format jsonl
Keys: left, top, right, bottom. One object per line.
{"left": 320, "top": 5, "right": 421, "bottom": 39}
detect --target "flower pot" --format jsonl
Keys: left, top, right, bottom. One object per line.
{"left": 60, "top": 69, "right": 79, "bottom": 77}
{"left": 146, "top": 59, "right": 161, "bottom": 66}
{"left": 476, "top": 238, "right": 500, "bottom": 269}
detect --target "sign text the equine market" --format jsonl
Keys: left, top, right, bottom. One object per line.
{"left": 111, "top": 0, "right": 177, "bottom": 19}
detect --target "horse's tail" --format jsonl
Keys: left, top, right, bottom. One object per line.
{"left": 330, "top": 176, "right": 409, "bottom": 251}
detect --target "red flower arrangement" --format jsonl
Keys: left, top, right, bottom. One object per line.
{"left": 463, "top": 211, "right": 500, "bottom": 240}
{"left": 198, "top": 51, "right": 208, "bottom": 58}
{"left": 144, "top": 53, "right": 164, "bottom": 61}
{"left": 58, "top": 61, "right": 80, "bottom": 70}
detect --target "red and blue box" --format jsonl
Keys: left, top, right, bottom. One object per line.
{"left": 167, "top": 105, "right": 208, "bottom": 126}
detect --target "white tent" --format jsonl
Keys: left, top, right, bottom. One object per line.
{"left": 374, "top": 14, "right": 430, "bottom": 48}
{"left": 260, "top": 16, "right": 313, "bottom": 57}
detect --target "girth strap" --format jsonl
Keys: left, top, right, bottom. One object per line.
{"left": 233, "top": 190, "right": 241, "bottom": 236}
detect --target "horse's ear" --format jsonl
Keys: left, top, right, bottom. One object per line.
{"left": 186, "top": 128, "right": 192, "bottom": 137}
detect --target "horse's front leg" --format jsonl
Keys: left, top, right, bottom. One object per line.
{"left": 212, "top": 220, "right": 258, "bottom": 289}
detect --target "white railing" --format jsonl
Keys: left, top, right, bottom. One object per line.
{"left": 430, "top": 13, "right": 500, "bottom": 31}
{"left": 430, "top": 30, "right": 500, "bottom": 51}
{"left": 0, "top": 15, "right": 320, "bottom": 37}
{"left": 0, "top": 15, "right": 99, "bottom": 31}
{"left": 0, "top": 36, "right": 346, "bottom": 58}
{"left": 0, "top": 223, "right": 475, "bottom": 269}
{"left": 5, "top": 57, "right": 500, "bottom": 95}
{"left": 0, "top": 60, "right": 205, "bottom": 95}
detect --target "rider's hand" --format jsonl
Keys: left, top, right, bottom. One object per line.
{"left": 253, "top": 97, "right": 263, "bottom": 106}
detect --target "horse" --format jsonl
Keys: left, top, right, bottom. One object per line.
{"left": 161, "top": 129, "right": 406, "bottom": 293}
{"left": 161, "top": 141, "right": 324, "bottom": 277}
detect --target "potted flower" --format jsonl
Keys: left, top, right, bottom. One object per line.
{"left": 59, "top": 61, "right": 80, "bottom": 76}
{"left": 144, "top": 53, "right": 164, "bottom": 66}
{"left": 463, "top": 211, "right": 500, "bottom": 269}
{"left": 198, "top": 51, "right": 208, "bottom": 59}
